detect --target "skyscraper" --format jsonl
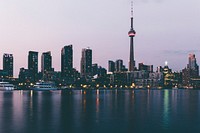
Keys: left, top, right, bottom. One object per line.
{"left": 41, "top": 51, "right": 52, "bottom": 74}
{"left": 188, "top": 54, "right": 199, "bottom": 77}
{"left": 108, "top": 60, "right": 115, "bottom": 73}
{"left": 128, "top": 1, "right": 136, "bottom": 71}
{"left": 61, "top": 45, "right": 73, "bottom": 79}
{"left": 182, "top": 54, "right": 199, "bottom": 87}
{"left": 28, "top": 51, "right": 38, "bottom": 82}
{"left": 80, "top": 48, "right": 92, "bottom": 77}
{"left": 188, "top": 54, "right": 198, "bottom": 70}
{"left": 3, "top": 54, "right": 13, "bottom": 77}
{"left": 115, "top": 59, "right": 123, "bottom": 72}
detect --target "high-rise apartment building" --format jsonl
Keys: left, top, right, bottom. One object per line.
{"left": 3, "top": 54, "right": 13, "bottom": 77}
{"left": 61, "top": 45, "right": 73, "bottom": 79}
{"left": 41, "top": 51, "right": 52, "bottom": 74}
{"left": 115, "top": 59, "right": 123, "bottom": 72}
{"left": 28, "top": 51, "right": 38, "bottom": 82}
{"left": 108, "top": 60, "right": 115, "bottom": 73}
{"left": 80, "top": 48, "right": 92, "bottom": 77}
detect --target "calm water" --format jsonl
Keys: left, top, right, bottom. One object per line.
{"left": 1, "top": 89, "right": 200, "bottom": 133}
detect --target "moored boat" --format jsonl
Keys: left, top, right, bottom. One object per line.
{"left": 0, "top": 82, "right": 15, "bottom": 91}
{"left": 32, "top": 81, "right": 58, "bottom": 91}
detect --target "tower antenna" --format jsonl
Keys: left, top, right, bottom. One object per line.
{"left": 130, "top": 1, "right": 134, "bottom": 29}
{"left": 131, "top": 1, "right": 133, "bottom": 17}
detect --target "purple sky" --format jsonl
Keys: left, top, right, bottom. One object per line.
{"left": 0, "top": 0, "right": 200, "bottom": 77}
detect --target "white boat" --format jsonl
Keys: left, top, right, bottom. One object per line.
{"left": 172, "top": 85, "right": 178, "bottom": 89}
{"left": 32, "top": 81, "right": 58, "bottom": 91}
{"left": 0, "top": 82, "right": 15, "bottom": 91}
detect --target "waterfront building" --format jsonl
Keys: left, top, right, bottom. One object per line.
{"left": 188, "top": 54, "right": 199, "bottom": 77}
{"left": 0, "top": 69, "right": 9, "bottom": 79}
{"left": 61, "top": 45, "right": 73, "bottom": 81}
{"left": 163, "top": 64, "right": 173, "bottom": 87}
{"left": 80, "top": 48, "right": 92, "bottom": 78}
{"left": 91, "top": 65, "right": 108, "bottom": 88}
{"left": 182, "top": 68, "right": 191, "bottom": 87}
{"left": 98, "top": 66, "right": 107, "bottom": 78}
{"left": 190, "top": 78, "right": 200, "bottom": 88}
{"left": 18, "top": 68, "right": 33, "bottom": 88}
{"left": 42, "top": 71, "right": 62, "bottom": 85}
{"left": 173, "top": 72, "right": 182, "bottom": 87}
{"left": 162, "top": 63, "right": 180, "bottom": 88}
{"left": 115, "top": 59, "right": 123, "bottom": 72}
{"left": 138, "top": 63, "right": 153, "bottom": 73}
{"left": 108, "top": 60, "right": 115, "bottom": 73}
{"left": 149, "top": 72, "right": 164, "bottom": 87}
{"left": 28, "top": 51, "right": 38, "bottom": 82}
{"left": 110, "top": 72, "right": 128, "bottom": 87}
{"left": 3, "top": 54, "right": 13, "bottom": 78}
{"left": 182, "top": 54, "right": 199, "bottom": 88}
{"left": 41, "top": 51, "right": 52, "bottom": 74}
{"left": 127, "top": 71, "right": 149, "bottom": 85}
{"left": 92, "top": 64, "right": 98, "bottom": 76}
{"left": 110, "top": 70, "right": 150, "bottom": 88}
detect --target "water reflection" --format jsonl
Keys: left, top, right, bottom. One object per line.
{"left": 0, "top": 92, "right": 14, "bottom": 133}
{"left": 163, "top": 90, "right": 170, "bottom": 129}
{"left": 0, "top": 90, "right": 200, "bottom": 133}
{"left": 96, "top": 90, "right": 100, "bottom": 113}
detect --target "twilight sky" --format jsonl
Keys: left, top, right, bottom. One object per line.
{"left": 0, "top": 0, "right": 200, "bottom": 77}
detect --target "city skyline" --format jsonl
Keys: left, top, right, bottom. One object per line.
{"left": 0, "top": 0, "right": 200, "bottom": 77}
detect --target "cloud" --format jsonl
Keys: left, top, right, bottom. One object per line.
{"left": 134, "top": 0, "right": 164, "bottom": 3}
{"left": 163, "top": 50, "right": 200, "bottom": 55}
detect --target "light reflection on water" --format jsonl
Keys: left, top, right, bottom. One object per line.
{"left": 0, "top": 90, "right": 200, "bottom": 133}
{"left": 163, "top": 90, "right": 170, "bottom": 129}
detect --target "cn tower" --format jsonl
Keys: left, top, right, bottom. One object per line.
{"left": 128, "top": 1, "right": 136, "bottom": 71}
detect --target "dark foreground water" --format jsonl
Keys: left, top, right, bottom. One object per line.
{"left": 1, "top": 89, "right": 200, "bottom": 133}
